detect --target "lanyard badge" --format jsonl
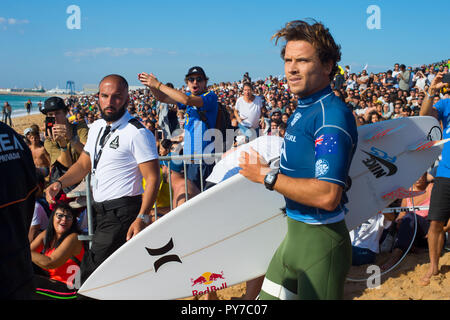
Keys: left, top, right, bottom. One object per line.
{"left": 92, "top": 125, "right": 118, "bottom": 189}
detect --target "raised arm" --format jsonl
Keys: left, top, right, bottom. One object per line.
{"left": 419, "top": 72, "right": 447, "bottom": 119}
{"left": 138, "top": 72, "right": 204, "bottom": 107}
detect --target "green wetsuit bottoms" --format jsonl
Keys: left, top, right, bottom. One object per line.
{"left": 259, "top": 217, "right": 351, "bottom": 300}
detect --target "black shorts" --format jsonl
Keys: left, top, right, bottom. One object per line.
{"left": 428, "top": 177, "right": 450, "bottom": 223}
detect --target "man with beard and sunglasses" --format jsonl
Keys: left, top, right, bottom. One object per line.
{"left": 45, "top": 74, "right": 160, "bottom": 285}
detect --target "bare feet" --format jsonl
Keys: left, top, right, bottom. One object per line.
{"left": 419, "top": 267, "right": 439, "bottom": 286}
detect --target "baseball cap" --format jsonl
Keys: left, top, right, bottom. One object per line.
{"left": 40, "top": 96, "right": 68, "bottom": 114}
{"left": 24, "top": 128, "right": 33, "bottom": 136}
{"left": 185, "top": 66, "right": 207, "bottom": 79}
{"left": 270, "top": 109, "right": 282, "bottom": 116}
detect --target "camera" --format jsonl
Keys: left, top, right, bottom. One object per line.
{"left": 45, "top": 116, "right": 55, "bottom": 137}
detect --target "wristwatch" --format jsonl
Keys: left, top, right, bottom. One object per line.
{"left": 137, "top": 214, "right": 150, "bottom": 224}
{"left": 264, "top": 171, "right": 279, "bottom": 191}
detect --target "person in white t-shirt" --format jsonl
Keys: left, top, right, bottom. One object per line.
{"left": 392, "top": 63, "right": 401, "bottom": 79}
{"left": 413, "top": 70, "right": 427, "bottom": 91}
{"left": 349, "top": 213, "right": 394, "bottom": 265}
{"left": 45, "top": 74, "right": 160, "bottom": 284}
{"left": 29, "top": 201, "right": 49, "bottom": 243}
{"left": 234, "top": 82, "right": 263, "bottom": 139}
{"left": 357, "top": 70, "right": 369, "bottom": 91}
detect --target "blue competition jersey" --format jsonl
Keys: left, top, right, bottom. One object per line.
{"left": 280, "top": 85, "right": 358, "bottom": 224}
{"left": 178, "top": 91, "right": 218, "bottom": 155}
{"left": 434, "top": 98, "right": 450, "bottom": 178}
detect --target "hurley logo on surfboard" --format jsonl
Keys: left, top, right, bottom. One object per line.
{"left": 145, "top": 238, "right": 182, "bottom": 272}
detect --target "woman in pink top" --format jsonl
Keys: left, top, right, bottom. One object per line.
{"left": 381, "top": 173, "right": 432, "bottom": 271}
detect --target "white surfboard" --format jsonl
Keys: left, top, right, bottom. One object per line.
{"left": 78, "top": 116, "right": 443, "bottom": 300}
{"left": 344, "top": 116, "right": 442, "bottom": 230}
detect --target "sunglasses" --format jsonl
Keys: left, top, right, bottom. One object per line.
{"left": 56, "top": 213, "right": 74, "bottom": 221}
{"left": 187, "top": 76, "right": 204, "bottom": 83}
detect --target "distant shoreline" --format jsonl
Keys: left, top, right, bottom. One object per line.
{"left": 0, "top": 91, "right": 74, "bottom": 98}
{"left": 11, "top": 110, "right": 41, "bottom": 119}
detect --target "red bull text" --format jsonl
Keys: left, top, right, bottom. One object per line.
{"left": 190, "top": 271, "right": 227, "bottom": 296}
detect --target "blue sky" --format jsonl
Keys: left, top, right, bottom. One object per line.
{"left": 0, "top": 0, "right": 448, "bottom": 90}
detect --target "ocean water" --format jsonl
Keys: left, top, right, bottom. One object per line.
{"left": 0, "top": 94, "right": 45, "bottom": 118}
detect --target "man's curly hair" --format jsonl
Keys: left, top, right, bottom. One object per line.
{"left": 272, "top": 19, "right": 342, "bottom": 81}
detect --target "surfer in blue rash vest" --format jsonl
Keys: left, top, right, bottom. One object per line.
{"left": 239, "top": 19, "right": 358, "bottom": 300}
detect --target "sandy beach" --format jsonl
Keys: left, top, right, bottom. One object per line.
{"left": 343, "top": 250, "right": 450, "bottom": 300}
{"left": 9, "top": 113, "right": 450, "bottom": 300}
{"left": 9, "top": 113, "right": 46, "bottom": 134}
{"left": 185, "top": 249, "right": 449, "bottom": 300}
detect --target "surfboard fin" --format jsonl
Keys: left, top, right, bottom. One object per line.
{"left": 407, "top": 138, "right": 450, "bottom": 152}
{"left": 364, "top": 124, "right": 405, "bottom": 142}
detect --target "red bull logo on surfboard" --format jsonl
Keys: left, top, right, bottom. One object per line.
{"left": 190, "top": 271, "right": 227, "bottom": 296}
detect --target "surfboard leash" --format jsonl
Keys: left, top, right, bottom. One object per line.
{"left": 346, "top": 191, "right": 418, "bottom": 283}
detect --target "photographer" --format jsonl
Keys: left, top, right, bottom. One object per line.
{"left": 40, "top": 97, "right": 88, "bottom": 195}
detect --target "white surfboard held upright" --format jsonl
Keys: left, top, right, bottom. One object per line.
{"left": 78, "top": 116, "right": 443, "bottom": 299}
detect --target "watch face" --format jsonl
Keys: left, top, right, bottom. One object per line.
{"left": 265, "top": 174, "right": 275, "bottom": 184}
{"left": 139, "top": 215, "right": 150, "bottom": 223}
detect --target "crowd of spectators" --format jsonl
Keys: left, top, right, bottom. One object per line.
{"left": 57, "top": 60, "right": 449, "bottom": 143}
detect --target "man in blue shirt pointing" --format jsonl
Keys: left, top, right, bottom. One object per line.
{"left": 139, "top": 66, "right": 218, "bottom": 205}
{"left": 239, "top": 20, "right": 358, "bottom": 300}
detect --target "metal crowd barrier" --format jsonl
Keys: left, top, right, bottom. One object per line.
{"left": 77, "top": 153, "right": 223, "bottom": 246}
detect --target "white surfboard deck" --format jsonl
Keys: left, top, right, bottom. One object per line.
{"left": 78, "top": 116, "right": 443, "bottom": 300}
{"left": 345, "top": 116, "right": 442, "bottom": 230}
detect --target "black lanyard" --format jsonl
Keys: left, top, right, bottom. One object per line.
{"left": 93, "top": 125, "right": 118, "bottom": 172}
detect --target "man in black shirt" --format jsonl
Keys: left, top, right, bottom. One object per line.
{"left": 0, "top": 122, "right": 37, "bottom": 299}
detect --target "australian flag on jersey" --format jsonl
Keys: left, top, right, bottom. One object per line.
{"left": 315, "top": 134, "right": 339, "bottom": 156}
